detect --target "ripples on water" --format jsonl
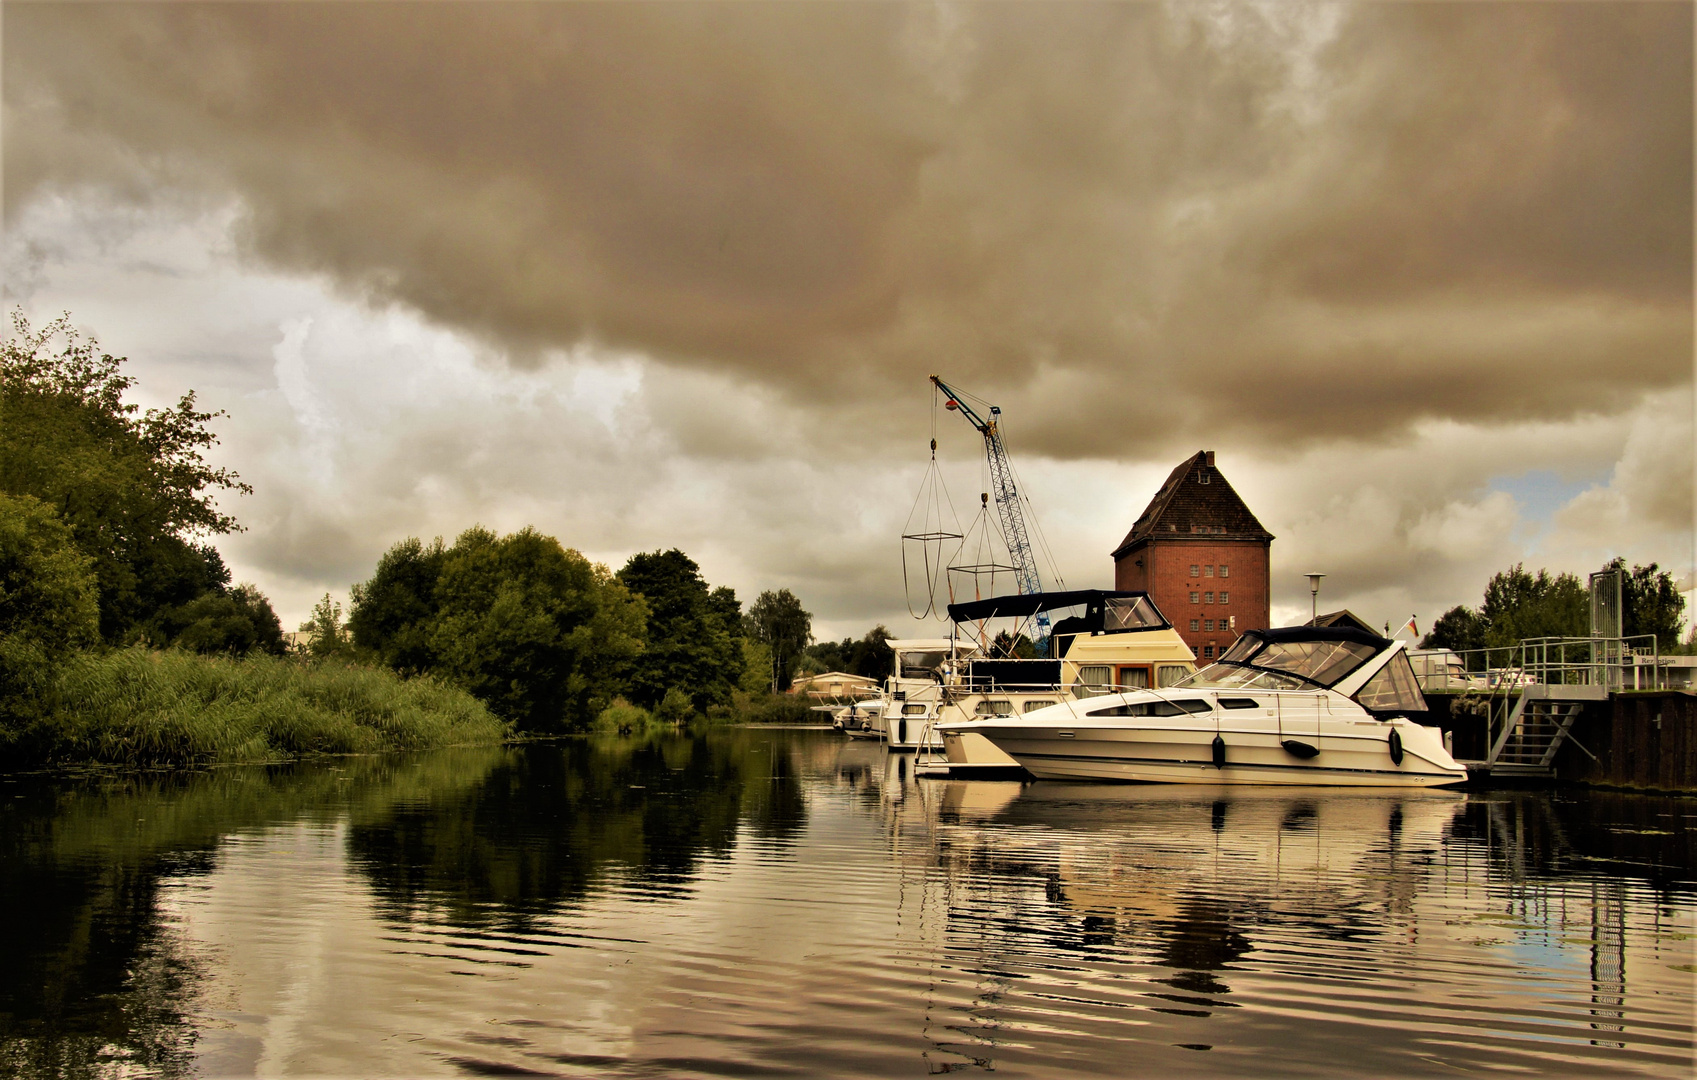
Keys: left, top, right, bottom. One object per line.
{"left": 1, "top": 729, "right": 1692, "bottom": 1078}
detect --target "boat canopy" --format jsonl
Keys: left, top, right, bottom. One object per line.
{"left": 946, "top": 590, "right": 1169, "bottom": 633}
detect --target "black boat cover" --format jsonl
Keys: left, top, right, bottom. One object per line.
{"left": 946, "top": 589, "right": 1154, "bottom": 623}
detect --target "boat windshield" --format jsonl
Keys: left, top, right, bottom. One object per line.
{"left": 1176, "top": 663, "right": 1309, "bottom": 691}
{"left": 899, "top": 651, "right": 949, "bottom": 678}
{"left": 1175, "top": 636, "right": 1381, "bottom": 690}
{"left": 1101, "top": 595, "right": 1163, "bottom": 632}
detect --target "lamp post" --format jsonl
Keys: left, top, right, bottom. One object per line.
{"left": 1305, "top": 573, "right": 1326, "bottom": 622}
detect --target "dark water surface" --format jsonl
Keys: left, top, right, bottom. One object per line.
{"left": 2, "top": 728, "right": 1693, "bottom": 1078}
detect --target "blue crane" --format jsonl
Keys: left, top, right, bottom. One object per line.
{"left": 929, "top": 375, "right": 1052, "bottom": 655}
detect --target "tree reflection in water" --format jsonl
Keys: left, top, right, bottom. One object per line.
{"left": 347, "top": 728, "right": 808, "bottom": 926}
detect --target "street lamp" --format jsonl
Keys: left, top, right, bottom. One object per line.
{"left": 1305, "top": 573, "right": 1326, "bottom": 622}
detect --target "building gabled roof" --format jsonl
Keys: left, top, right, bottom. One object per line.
{"left": 1111, "top": 451, "right": 1273, "bottom": 557}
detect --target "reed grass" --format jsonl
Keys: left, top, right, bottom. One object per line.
{"left": 4, "top": 648, "right": 510, "bottom": 767}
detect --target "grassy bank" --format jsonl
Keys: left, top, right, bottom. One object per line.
{"left": 3, "top": 648, "right": 510, "bottom": 767}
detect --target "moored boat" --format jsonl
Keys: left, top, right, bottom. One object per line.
{"left": 938, "top": 625, "right": 1466, "bottom": 787}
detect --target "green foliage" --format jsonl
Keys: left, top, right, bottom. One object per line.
{"left": 351, "top": 526, "right": 646, "bottom": 731}
{"left": 0, "top": 649, "right": 508, "bottom": 768}
{"left": 1479, "top": 564, "right": 1588, "bottom": 645}
{"left": 1422, "top": 605, "right": 1488, "bottom": 660}
{"left": 656, "top": 686, "right": 695, "bottom": 724}
{"left": 803, "top": 624, "right": 893, "bottom": 679}
{"left": 1602, "top": 557, "right": 1687, "bottom": 651}
{"left": 593, "top": 696, "right": 658, "bottom": 734}
{"left": 1424, "top": 559, "right": 1690, "bottom": 662}
{"left": 616, "top": 549, "right": 744, "bottom": 713}
{"left": 143, "top": 583, "right": 285, "bottom": 656}
{"left": 347, "top": 535, "right": 447, "bottom": 671}
{"left": 739, "top": 639, "right": 774, "bottom": 693}
{"left": 0, "top": 312, "right": 248, "bottom": 642}
{"left": 744, "top": 588, "right": 812, "bottom": 691}
{"left": 729, "top": 689, "right": 817, "bottom": 724}
{"left": 300, "top": 592, "right": 356, "bottom": 660}
{"left": 0, "top": 493, "right": 99, "bottom": 721}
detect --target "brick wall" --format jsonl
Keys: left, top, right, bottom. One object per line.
{"left": 1115, "top": 539, "right": 1269, "bottom": 659}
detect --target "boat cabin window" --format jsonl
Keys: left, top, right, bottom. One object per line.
{"left": 974, "top": 699, "right": 1014, "bottom": 716}
{"left": 1087, "top": 699, "right": 1211, "bottom": 717}
{"left": 901, "top": 703, "right": 929, "bottom": 716}
{"left": 1156, "top": 665, "right": 1190, "bottom": 688}
{"left": 1354, "top": 653, "right": 1427, "bottom": 714}
{"left": 1101, "top": 595, "right": 1163, "bottom": 632}
{"left": 1117, "top": 666, "right": 1150, "bottom": 689}
{"left": 1218, "top": 636, "right": 1260, "bottom": 664}
{"left": 1073, "top": 665, "right": 1113, "bottom": 696}
{"left": 1218, "top": 697, "right": 1263, "bottom": 710}
{"left": 898, "top": 651, "right": 948, "bottom": 678}
{"left": 1022, "top": 700, "right": 1056, "bottom": 713}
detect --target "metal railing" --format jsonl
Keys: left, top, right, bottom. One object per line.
{"left": 1412, "top": 635, "right": 1664, "bottom": 694}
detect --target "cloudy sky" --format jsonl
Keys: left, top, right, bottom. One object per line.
{"left": 4, "top": 1, "right": 1692, "bottom": 638}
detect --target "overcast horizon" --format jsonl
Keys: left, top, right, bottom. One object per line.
{"left": 4, "top": 2, "right": 1693, "bottom": 640}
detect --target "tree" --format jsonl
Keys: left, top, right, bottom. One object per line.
{"left": 744, "top": 589, "right": 812, "bottom": 691}
{"left": 350, "top": 527, "right": 646, "bottom": 731}
{"left": 616, "top": 549, "right": 743, "bottom": 714}
{"left": 1599, "top": 557, "right": 1687, "bottom": 651}
{"left": 0, "top": 312, "right": 247, "bottom": 641}
{"left": 145, "top": 583, "right": 286, "bottom": 656}
{"left": 0, "top": 493, "right": 99, "bottom": 718}
{"left": 347, "top": 536, "right": 448, "bottom": 671}
{"left": 1479, "top": 564, "right": 1587, "bottom": 647}
{"left": 1421, "top": 605, "right": 1488, "bottom": 660}
{"left": 300, "top": 593, "right": 356, "bottom": 660}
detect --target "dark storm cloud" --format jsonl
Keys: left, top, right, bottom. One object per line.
{"left": 5, "top": 2, "right": 1690, "bottom": 458}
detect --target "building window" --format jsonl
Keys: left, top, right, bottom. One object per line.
{"left": 1204, "top": 619, "right": 1214, "bottom": 631}
{"left": 1219, "top": 591, "right": 1229, "bottom": 604}
{"left": 1204, "top": 565, "right": 1214, "bottom": 577}
{"left": 1204, "top": 591, "right": 1214, "bottom": 604}
{"left": 1190, "top": 564, "right": 1200, "bottom": 578}
{"left": 1219, "top": 565, "right": 1229, "bottom": 578}
{"left": 1203, "top": 645, "right": 1215, "bottom": 659}
{"left": 1190, "top": 619, "right": 1200, "bottom": 632}
{"left": 1190, "top": 591, "right": 1200, "bottom": 604}
{"left": 1199, "top": 471, "right": 1211, "bottom": 485}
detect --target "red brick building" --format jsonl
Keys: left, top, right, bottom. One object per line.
{"left": 1111, "top": 451, "right": 1273, "bottom": 662}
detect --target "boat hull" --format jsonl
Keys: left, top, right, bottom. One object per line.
{"left": 970, "top": 722, "right": 1466, "bottom": 788}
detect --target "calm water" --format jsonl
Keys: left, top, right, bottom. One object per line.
{"left": 2, "top": 728, "right": 1693, "bottom": 1078}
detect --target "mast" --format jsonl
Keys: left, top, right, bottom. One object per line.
{"left": 929, "top": 375, "right": 1052, "bottom": 653}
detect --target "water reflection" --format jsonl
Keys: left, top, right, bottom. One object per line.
{"left": 1, "top": 730, "right": 1692, "bottom": 1078}
{"left": 348, "top": 729, "right": 808, "bottom": 925}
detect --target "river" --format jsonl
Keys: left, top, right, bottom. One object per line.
{"left": 2, "top": 727, "right": 1692, "bottom": 1077}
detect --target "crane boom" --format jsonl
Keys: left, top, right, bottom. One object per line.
{"left": 930, "top": 375, "right": 1051, "bottom": 653}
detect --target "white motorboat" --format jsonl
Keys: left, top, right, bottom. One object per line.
{"left": 938, "top": 626, "right": 1467, "bottom": 787}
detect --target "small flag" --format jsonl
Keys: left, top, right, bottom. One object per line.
{"left": 1399, "top": 615, "right": 1419, "bottom": 638}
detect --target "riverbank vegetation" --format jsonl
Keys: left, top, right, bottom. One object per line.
{"left": 2, "top": 314, "right": 835, "bottom": 767}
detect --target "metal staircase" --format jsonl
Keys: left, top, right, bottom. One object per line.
{"left": 1485, "top": 685, "right": 1604, "bottom": 778}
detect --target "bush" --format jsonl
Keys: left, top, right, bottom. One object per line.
{"left": 0, "top": 493, "right": 99, "bottom": 724}
{"left": 730, "top": 690, "right": 818, "bottom": 724}
{"left": 592, "top": 696, "right": 663, "bottom": 735}
{"left": 0, "top": 649, "right": 510, "bottom": 767}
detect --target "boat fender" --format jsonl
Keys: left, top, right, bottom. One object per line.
{"left": 1211, "top": 734, "right": 1227, "bottom": 768}
{"left": 1388, "top": 727, "right": 1404, "bottom": 765}
{"left": 1280, "top": 739, "right": 1319, "bottom": 759}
